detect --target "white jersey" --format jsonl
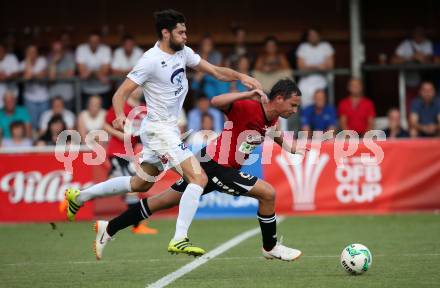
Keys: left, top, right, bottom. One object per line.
{"left": 127, "top": 42, "right": 201, "bottom": 125}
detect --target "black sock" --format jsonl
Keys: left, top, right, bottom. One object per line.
{"left": 107, "top": 198, "right": 152, "bottom": 236}
{"left": 257, "top": 212, "right": 277, "bottom": 251}
{"left": 128, "top": 203, "right": 141, "bottom": 228}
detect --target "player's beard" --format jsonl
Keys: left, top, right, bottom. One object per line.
{"left": 169, "top": 36, "right": 184, "bottom": 52}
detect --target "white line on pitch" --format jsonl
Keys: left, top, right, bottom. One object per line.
{"left": 146, "top": 217, "right": 285, "bottom": 288}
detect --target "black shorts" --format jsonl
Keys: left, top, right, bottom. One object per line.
{"left": 171, "top": 158, "right": 258, "bottom": 196}
{"left": 109, "top": 156, "right": 136, "bottom": 177}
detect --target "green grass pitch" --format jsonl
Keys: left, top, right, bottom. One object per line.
{"left": 1, "top": 214, "right": 439, "bottom": 288}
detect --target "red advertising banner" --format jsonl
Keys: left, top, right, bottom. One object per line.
{"left": 0, "top": 152, "right": 95, "bottom": 222}
{"left": 264, "top": 139, "right": 440, "bottom": 215}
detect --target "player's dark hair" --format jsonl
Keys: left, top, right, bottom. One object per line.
{"left": 154, "top": 9, "right": 186, "bottom": 40}
{"left": 268, "top": 79, "right": 302, "bottom": 100}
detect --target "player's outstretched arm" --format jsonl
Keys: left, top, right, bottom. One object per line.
{"left": 272, "top": 123, "right": 309, "bottom": 156}
{"left": 112, "top": 78, "right": 139, "bottom": 130}
{"left": 211, "top": 89, "right": 267, "bottom": 112}
{"left": 195, "top": 59, "right": 262, "bottom": 90}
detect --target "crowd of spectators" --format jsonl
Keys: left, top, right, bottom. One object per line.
{"left": 1, "top": 26, "right": 440, "bottom": 149}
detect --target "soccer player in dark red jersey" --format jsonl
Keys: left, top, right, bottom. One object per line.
{"left": 94, "top": 79, "right": 304, "bottom": 261}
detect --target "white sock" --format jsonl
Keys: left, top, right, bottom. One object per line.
{"left": 76, "top": 176, "right": 132, "bottom": 205}
{"left": 173, "top": 183, "right": 204, "bottom": 240}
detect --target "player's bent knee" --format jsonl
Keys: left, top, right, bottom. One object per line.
{"left": 186, "top": 170, "right": 208, "bottom": 188}
{"left": 260, "top": 182, "right": 276, "bottom": 203}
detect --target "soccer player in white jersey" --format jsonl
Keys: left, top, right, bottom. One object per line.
{"left": 64, "top": 9, "right": 263, "bottom": 257}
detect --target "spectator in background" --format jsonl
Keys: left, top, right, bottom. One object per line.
{"left": 48, "top": 40, "right": 76, "bottom": 111}
{"left": 187, "top": 96, "right": 223, "bottom": 133}
{"left": 60, "top": 32, "right": 74, "bottom": 55}
{"left": 392, "top": 27, "right": 434, "bottom": 109}
{"left": 201, "top": 112, "right": 215, "bottom": 131}
{"left": 192, "top": 55, "right": 250, "bottom": 98}
{"left": 77, "top": 95, "right": 106, "bottom": 142}
{"left": 236, "top": 55, "right": 251, "bottom": 75}
{"left": 35, "top": 114, "right": 67, "bottom": 146}
{"left": 39, "top": 96, "right": 75, "bottom": 134}
{"left": 338, "top": 78, "right": 376, "bottom": 136}
{"left": 383, "top": 108, "right": 409, "bottom": 139}
{"left": 296, "top": 29, "right": 335, "bottom": 108}
{"left": 21, "top": 44, "right": 50, "bottom": 129}
{"left": 301, "top": 89, "right": 337, "bottom": 134}
{"left": 254, "top": 36, "right": 293, "bottom": 131}
{"left": 191, "top": 35, "right": 225, "bottom": 98}
{"left": 111, "top": 35, "right": 143, "bottom": 79}
{"left": 393, "top": 27, "right": 433, "bottom": 65}
{"left": 76, "top": 32, "right": 112, "bottom": 108}
{"left": 254, "top": 36, "right": 292, "bottom": 95}
{"left": 227, "top": 26, "right": 249, "bottom": 66}
{"left": 186, "top": 113, "right": 218, "bottom": 149}
{"left": 0, "top": 43, "right": 19, "bottom": 108}
{"left": 255, "top": 36, "right": 290, "bottom": 74}
{"left": 0, "top": 90, "right": 32, "bottom": 139}
{"left": 198, "top": 34, "right": 222, "bottom": 65}
{"left": 191, "top": 70, "right": 226, "bottom": 99}
{"left": 409, "top": 81, "right": 440, "bottom": 137}
{"left": 229, "top": 55, "right": 250, "bottom": 92}
{"left": 1, "top": 121, "right": 32, "bottom": 148}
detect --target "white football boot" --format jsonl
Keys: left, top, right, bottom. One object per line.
{"left": 262, "top": 237, "right": 302, "bottom": 261}
{"left": 93, "top": 220, "right": 112, "bottom": 260}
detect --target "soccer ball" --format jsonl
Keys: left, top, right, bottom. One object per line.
{"left": 340, "top": 244, "right": 372, "bottom": 275}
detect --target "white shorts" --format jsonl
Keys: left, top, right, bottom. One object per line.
{"left": 139, "top": 121, "right": 193, "bottom": 171}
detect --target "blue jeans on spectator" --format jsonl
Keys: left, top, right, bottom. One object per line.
{"left": 24, "top": 99, "right": 50, "bottom": 129}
